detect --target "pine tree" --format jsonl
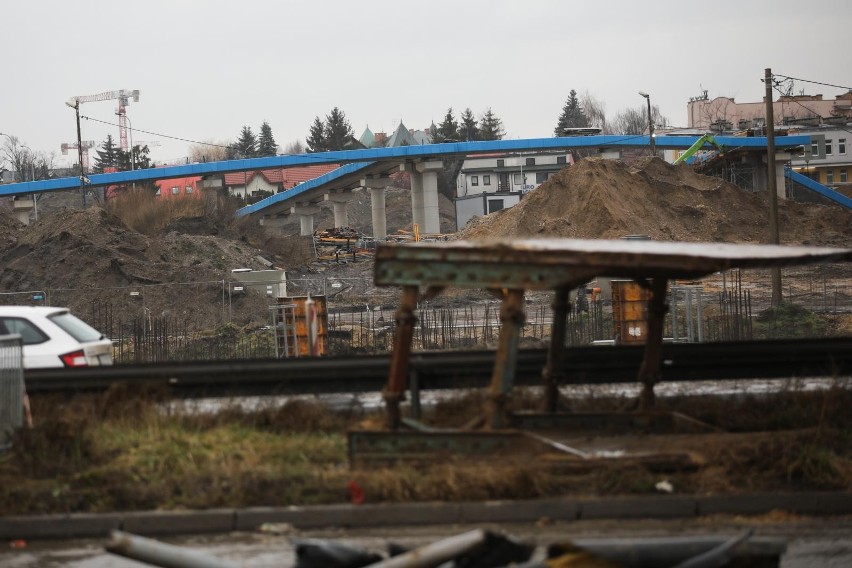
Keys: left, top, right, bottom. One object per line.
{"left": 257, "top": 121, "right": 277, "bottom": 156}
{"left": 93, "top": 135, "right": 119, "bottom": 173}
{"left": 234, "top": 126, "right": 257, "bottom": 158}
{"left": 458, "top": 108, "right": 480, "bottom": 141}
{"left": 306, "top": 116, "right": 327, "bottom": 153}
{"left": 324, "top": 107, "right": 354, "bottom": 151}
{"left": 479, "top": 108, "right": 506, "bottom": 141}
{"left": 554, "top": 89, "right": 589, "bottom": 135}
{"left": 435, "top": 108, "right": 459, "bottom": 143}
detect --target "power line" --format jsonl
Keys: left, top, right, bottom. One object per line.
{"left": 774, "top": 74, "right": 852, "bottom": 92}
{"left": 81, "top": 115, "right": 233, "bottom": 149}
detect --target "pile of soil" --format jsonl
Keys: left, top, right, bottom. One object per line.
{"left": 459, "top": 157, "right": 852, "bottom": 246}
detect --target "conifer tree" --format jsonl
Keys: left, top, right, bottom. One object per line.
{"left": 479, "top": 108, "right": 506, "bottom": 141}
{"left": 458, "top": 108, "right": 480, "bottom": 141}
{"left": 234, "top": 126, "right": 258, "bottom": 158}
{"left": 435, "top": 108, "right": 459, "bottom": 143}
{"left": 554, "top": 89, "right": 589, "bottom": 135}
{"left": 93, "top": 135, "right": 119, "bottom": 173}
{"left": 324, "top": 107, "right": 354, "bottom": 151}
{"left": 306, "top": 116, "right": 327, "bottom": 153}
{"left": 257, "top": 121, "right": 278, "bottom": 156}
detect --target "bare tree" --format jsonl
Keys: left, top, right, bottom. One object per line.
{"left": 611, "top": 105, "right": 669, "bottom": 135}
{"left": 1, "top": 135, "right": 55, "bottom": 181}
{"left": 188, "top": 140, "right": 231, "bottom": 163}
{"left": 282, "top": 140, "right": 305, "bottom": 154}
{"left": 580, "top": 91, "right": 610, "bottom": 133}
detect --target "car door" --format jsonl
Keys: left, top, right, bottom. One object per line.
{"left": 0, "top": 316, "right": 62, "bottom": 368}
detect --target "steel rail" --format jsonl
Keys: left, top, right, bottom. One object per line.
{"left": 24, "top": 338, "right": 852, "bottom": 398}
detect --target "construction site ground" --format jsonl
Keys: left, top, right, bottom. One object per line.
{"left": 0, "top": 158, "right": 851, "bottom": 521}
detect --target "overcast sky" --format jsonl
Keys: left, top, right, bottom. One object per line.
{"left": 2, "top": 0, "right": 850, "bottom": 167}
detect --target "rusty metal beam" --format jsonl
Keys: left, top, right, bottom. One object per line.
{"left": 383, "top": 285, "right": 418, "bottom": 430}
{"left": 486, "top": 289, "right": 525, "bottom": 429}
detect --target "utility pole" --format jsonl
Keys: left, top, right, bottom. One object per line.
{"left": 74, "top": 100, "right": 86, "bottom": 207}
{"left": 764, "top": 67, "right": 782, "bottom": 306}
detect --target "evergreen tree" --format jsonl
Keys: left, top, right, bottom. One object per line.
{"left": 306, "top": 116, "right": 327, "bottom": 153}
{"left": 93, "top": 135, "right": 119, "bottom": 173}
{"left": 116, "top": 144, "right": 153, "bottom": 171}
{"left": 554, "top": 89, "right": 589, "bottom": 135}
{"left": 234, "top": 126, "right": 258, "bottom": 158}
{"left": 428, "top": 122, "right": 439, "bottom": 144}
{"left": 324, "top": 107, "right": 354, "bottom": 151}
{"left": 458, "top": 108, "right": 480, "bottom": 141}
{"left": 479, "top": 108, "right": 506, "bottom": 141}
{"left": 435, "top": 108, "right": 459, "bottom": 143}
{"left": 257, "top": 121, "right": 278, "bottom": 156}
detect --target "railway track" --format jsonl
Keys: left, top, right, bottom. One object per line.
{"left": 25, "top": 337, "right": 852, "bottom": 398}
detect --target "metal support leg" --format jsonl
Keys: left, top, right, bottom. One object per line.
{"left": 543, "top": 286, "right": 570, "bottom": 412}
{"left": 384, "top": 285, "right": 418, "bottom": 430}
{"left": 637, "top": 278, "right": 669, "bottom": 410}
{"left": 486, "top": 289, "right": 525, "bottom": 429}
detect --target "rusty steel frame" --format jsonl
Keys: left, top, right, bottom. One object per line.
{"left": 370, "top": 238, "right": 852, "bottom": 439}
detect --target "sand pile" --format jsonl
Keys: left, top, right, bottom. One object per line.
{"left": 459, "top": 157, "right": 851, "bottom": 246}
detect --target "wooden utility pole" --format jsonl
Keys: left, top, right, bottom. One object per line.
{"left": 765, "top": 68, "right": 783, "bottom": 306}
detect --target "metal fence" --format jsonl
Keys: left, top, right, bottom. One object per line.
{"left": 0, "top": 334, "right": 24, "bottom": 449}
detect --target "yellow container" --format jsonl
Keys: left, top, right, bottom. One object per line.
{"left": 611, "top": 280, "right": 651, "bottom": 344}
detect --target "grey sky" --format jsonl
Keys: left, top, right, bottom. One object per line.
{"left": 3, "top": 0, "right": 850, "bottom": 167}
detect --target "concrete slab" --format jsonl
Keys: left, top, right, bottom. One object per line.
{"left": 121, "top": 509, "right": 235, "bottom": 536}
{"left": 0, "top": 513, "right": 122, "bottom": 540}
{"left": 697, "top": 493, "right": 827, "bottom": 516}
{"left": 579, "top": 496, "right": 696, "bottom": 520}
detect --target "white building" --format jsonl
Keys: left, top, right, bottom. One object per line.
{"left": 454, "top": 153, "right": 572, "bottom": 230}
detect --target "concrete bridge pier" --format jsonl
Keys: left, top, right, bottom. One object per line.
{"left": 291, "top": 204, "right": 321, "bottom": 236}
{"left": 404, "top": 163, "right": 426, "bottom": 232}
{"left": 750, "top": 152, "right": 793, "bottom": 199}
{"left": 417, "top": 161, "right": 443, "bottom": 234}
{"left": 324, "top": 190, "right": 354, "bottom": 228}
{"left": 13, "top": 198, "right": 34, "bottom": 225}
{"left": 362, "top": 176, "right": 389, "bottom": 239}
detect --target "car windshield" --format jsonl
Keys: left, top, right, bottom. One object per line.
{"left": 48, "top": 312, "right": 104, "bottom": 342}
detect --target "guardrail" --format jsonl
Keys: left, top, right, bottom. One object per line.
{"left": 24, "top": 337, "right": 852, "bottom": 398}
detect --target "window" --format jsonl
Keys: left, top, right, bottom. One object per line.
{"left": 811, "top": 141, "right": 819, "bottom": 157}
{"left": 155, "top": 188, "right": 161, "bottom": 196}
{"left": 483, "top": 175, "right": 491, "bottom": 186}
{"left": 536, "top": 172, "right": 549, "bottom": 183}
{"left": 496, "top": 159, "right": 504, "bottom": 167}
{"left": 487, "top": 199, "right": 504, "bottom": 213}
{"left": 513, "top": 173, "right": 524, "bottom": 185}
{"left": 557, "top": 156, "right": 567, "bottom": 165}
{"left": 171, "top": 186, "right": 180, "bottom": 195}
{"left": 841, "top": 169, "right": 848, "bottom": 183}
{"left": 525, "top": 158, "right": 535, "bottom": 166}
{"left": 825, "top": 139, "right": 833, "bottom": 156}
{"left": 185, "top": 186, "right": 193, "bottom": 194}
{"left": 826, "top": 171, "right": 834, "bottom": 184}
{"left": 840, "top": 138, "right": 847, "bottom": 155}
{"left": 470, "top": 175, "right": 479, "bottom": 187}
{"left": 0, "top": 318, "right": 49, "bottom": 345}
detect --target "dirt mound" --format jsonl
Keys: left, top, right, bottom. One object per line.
{"left": 459, "top": 157, "right": 852, "bottom": 246}
{"left": 0, "top": 207, "right": 273, "bottom": 325}
{"left": 0, "top": 204, "right": 25, "bottom": 248}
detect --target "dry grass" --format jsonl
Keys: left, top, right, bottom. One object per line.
{"left": 1, "top": 383, "right": 850, "bottom": 515}
{"left": 106, "top": 188, "right": 208, "bottom": 235}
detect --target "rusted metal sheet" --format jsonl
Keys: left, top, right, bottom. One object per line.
{"left": 375, "top": 239, "right": 852, "bottom": 289}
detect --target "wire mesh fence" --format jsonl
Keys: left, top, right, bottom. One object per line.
{"left": 0, "top": 334, "right": 24, "bottom": 448}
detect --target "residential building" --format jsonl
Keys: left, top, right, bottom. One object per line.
{"left": 454, "top": 152, "right": 573, "bottom": 230}
{"left": 789, "top": 126, "right": 852, "bottom": 192}
{"left": 224, "top": 164, "right": 339, "bottom": 198}
{"left": 154, "top": 176, "right": 203, "bottom": 199}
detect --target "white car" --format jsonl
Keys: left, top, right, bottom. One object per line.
{"left": 0, "top": 306, "right": 113, "bottom": 369}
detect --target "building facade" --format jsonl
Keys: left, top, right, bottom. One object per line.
{"left": 789, "top": 127, "right": 851, "bottom": 188}
{"left": 454, "top": 153, "right": 573, "bottom": 229}
{"left": 687, "top": 91, "right": 852, "bottom": 131}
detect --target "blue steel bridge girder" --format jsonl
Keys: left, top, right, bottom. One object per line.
{"left": 0, "top": 135, "right": 809, "bottom": 205}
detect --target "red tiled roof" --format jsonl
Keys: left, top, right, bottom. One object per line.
{"left": 224, "top": 164, "right": 339, "bottom": 188}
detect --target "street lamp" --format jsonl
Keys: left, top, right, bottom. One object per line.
{"left": 123, "top": 113, "right": 137, "bottom": 192}
{"left": 21, "top": 144, "right": 38, "bottom": 221}
{"left": 638, "top": 91, "right": 656, "bottom": 155}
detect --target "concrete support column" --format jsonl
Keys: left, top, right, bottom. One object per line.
{"left": 409, "top": 170, "right": 425, "bottom": 231}
{"left": 417, "top": 161, "right": 443, "bottom": 234}
{"left": 370, "top": 187, "right": 387, "bottom": 239}
{"left": 324, "top": 191, "right": 354, "bottom": 228}
{"left": 362, "top": 175, "right": 391, "bottom": 239}
{"left": 13, "top": 199, "right": 34, "bottom": 226}
{"left": 775, "top": 152, "right": 792, "bottom": 201}
{"left": 290, "top": 204, "right": 321, "bottom": 236}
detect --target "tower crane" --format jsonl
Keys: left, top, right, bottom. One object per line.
{"left": 60, "top": 141, "right": 96, "bottom": 173}
{"left": 66, "top": 89, "right": 140, "bottom": 151}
